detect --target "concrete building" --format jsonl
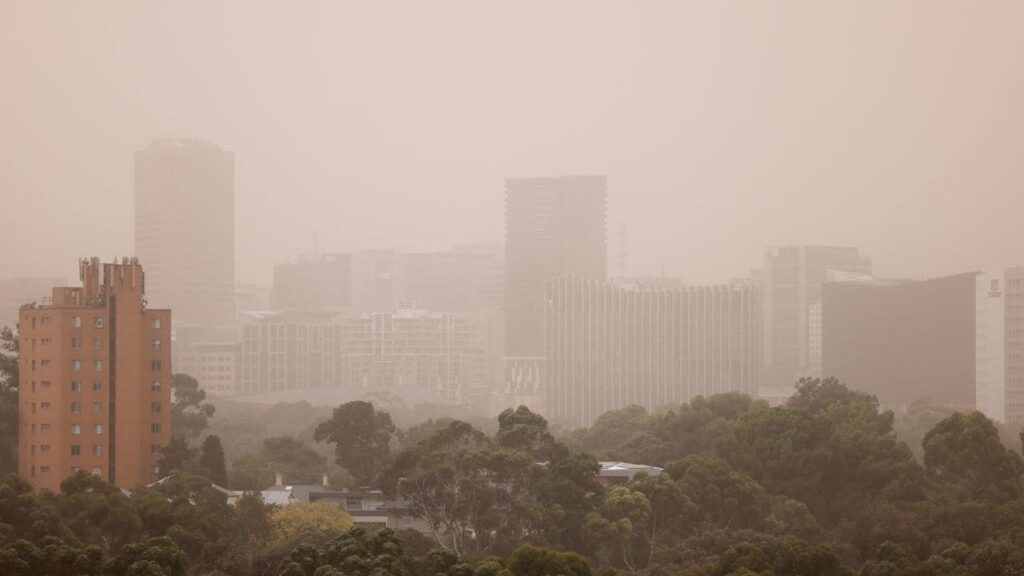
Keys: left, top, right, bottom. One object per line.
{"left": 134, "top": 139, "right": 235, "bottom": 327}
{"left": 545, "top": 277, "right": 762, "bottom": 427}
{"left": 272, "top": 253, "right": 352, "bottom": 312}
{"left": 337, "top": 304, "right": 486, "bottom": 406}
{"left": 240, "top": 311, "right": 339, "bottom": 394}
{"left": 0, "top": 277, "right": 66, "bottom": 330}
{"left": 173, "top": 325, "right": 239, "bottom": 397}
{"left": 976, "top": 267, "right": 1024, "bottom": 424}
{"left": 761, "top": 246, "right": 871, "bottom": 396}
{"left": 504, "top": 176, "right": 608, "bottom": 400}
{"left": 18, "top": 258, "right": 171, "bottom": 492}
{"left": 821, "top": 272, "right": 977, "bottom": 410}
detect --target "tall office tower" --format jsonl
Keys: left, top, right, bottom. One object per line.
{"left": 504, "top": 176, "right": 607, "bottom": 399}
{"left": 18, "top": 258, "right": 171, "bottom": 492}
{"left": 976, "top": 267, "right": 1024, "bottom": 424}
{"left": 545, "top": 277, "right": 762, "bottom": 427}
{"left": 761, "top": 246, "right": 871, "bottom": 397}
{"left": 821, "top": 273, "right": 977, "bottom": 410}
{"left": 134, "top": 139, "right": 235, "bottom": 327}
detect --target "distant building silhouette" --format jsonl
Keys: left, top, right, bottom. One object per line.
{"left": 821, "top": 272, "right": 977, "bottom": 410}
{"left": 240, "top": 305, "right": 486, "bottom": 406}
{"left": 18, "top": 258, "right": 171, "bottom": 492}
{"left": 761, "top": 245, "right": 871, "bottom": 397}
{"left": 134, "top": 139, "right": 235, "bottom": 327}
{"left": 504, "top": 176, "right": 607, "bottom": 402}
{"left": 545, "top": 276, "right": 762, "bottom": 426}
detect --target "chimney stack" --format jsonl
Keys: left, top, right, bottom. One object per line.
{"left": 322, "top": 474, "right": 329, "bottom": 488}
{"left": 275, "top": 472, "right": 283, "bottom": 486}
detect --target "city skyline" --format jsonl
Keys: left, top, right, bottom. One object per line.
{"left": 3, "top": 2, "right": 1023, "bottom": 287}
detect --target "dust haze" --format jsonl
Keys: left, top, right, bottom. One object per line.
{"left": 3, "top": 1, "right": 1022, "bottom": 284}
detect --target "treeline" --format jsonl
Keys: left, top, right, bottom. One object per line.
{"left": 5, "top": 377, "right": 1024, "bottom": 575}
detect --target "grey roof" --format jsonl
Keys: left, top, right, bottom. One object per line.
{"left": 597, "top": 461, "right": 664, "bottom": 478}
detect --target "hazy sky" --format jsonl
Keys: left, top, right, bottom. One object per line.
{"left": 2, "top": 1, "right": 1022, "bottom": 286}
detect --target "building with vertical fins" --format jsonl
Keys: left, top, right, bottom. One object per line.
{"left": 544, "top": 277, "right": 762, "bottom": 427}
{"left": 18, "top": 258, "right": 171, "bottom": 492}
{"left": 976, "top": 267, "right": 1024, "bottom": 424}
{"left": 504, "top": 176, "right": 607, "bottom": 402}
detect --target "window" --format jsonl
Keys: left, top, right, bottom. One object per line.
{"left": 92, "top": 445, "right": 102, "bottom": 457}
{"left": 70, "top": 338, "right": 81, "bottom": 349}
{"left": 31, "top": 424, "right": 36, "bottom": 434}
{"left": 92, "top": 317, "right": 103, "bottom": 328}
{"left": 152, "top": 339, "right": 162, "bottom": 350}
{"left": 40, "top": 380, "right": 50, "bottom": 389}
{"left": 92, "top": 402, "right": 102, "bottom": 415}
{"left": 93, "top": 338, "right": 102, "bottom": 351}
{"left": 92, "top": 381, "right": 102, "bottom": 392}
{"left": 40, "top": 444, "right": 50, "bottom": 452}
{"left": 41, "top": 338, "right": 51, "bottom": 346}
{"left": 150, "top": 402, "right": 161, "bottom": 413}
{"left": 40, "top": 466, "right": 50, "bottom": 473}
{"left": 70, "top": 402, "right": 81, "bottom": 414}
{"left": 93, "top": 424, "right": 103, "bottom": 435}
{"left": 40, "top": 359, "right": 51, "bottom": 368}
{"left": 93, "top": 360, "right": 102, "bottom": 371}
{"left": 72, "top": 360, "right": 81, "bottom": 371}
{"left": 41, "top": 316, "right": 51, "bottom": 325}
{"left": 152, "top": 318, "right": 161, "bottom": 329}
{"left": 91, "top": 468, "right": 102, "bottom": 476}
{"left": 150, "top": 381, "right": 161, "bottom": 392}
{"left": 70, "top": 445, "right": 81, "bottom": 456}
{"left": 151, "top": 423, "right": 161, "bottom": 434}
{"left": 40, "top": 402, "right": 51, "bottom": 410}
{"left": 31, "top": 381, "right": 35, "bottom": 393}
{"left": 151, "top": 360, "right": 162, "bottom": 371}
{"left": 71, "top": 381, "right": 81, "bottom": 392}
{"left": 71, "top": 424, "right": 81, "bottom": 435}
{"left": 73, "top": 316, "right": 82, "bottom": 328}
{"left": 345, "top": 498, "right": 364, "bottom": 510}
{"left": 30, "top": 445, "right": 35, "bottom": 456}
{"left": 40, "top": 423, "right": 50, "bottom": 431}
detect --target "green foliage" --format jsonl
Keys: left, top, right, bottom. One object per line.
{"left": 232, "top": 435, "right": 328, "bottom": 489}
{"left": 0, "top": 326, "right": 19, "bottom": 475}
{"left": 314, "top": 401, "right": 396, "bottom": 486}
{"left": 923, "top": 411, "right": 1024, "bottom": 502}
{"left": 172, "top": 373, "right": 216, "bottom": 440}
{"left": 200, "top": 435, "right": 228, "bottom": 486}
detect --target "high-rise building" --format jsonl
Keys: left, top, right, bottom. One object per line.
{"left": 821, "top": 272, "right": 977, "bottom": 410}
{"left": 18, "top": 258, "right": 171, "bottom": 492}
{"left": 504, "top": 176, "right": 607, "bottom": 398}
{"left": 762, "top": 246, "right": 871, "bottom": 395}
{"left": 545, "top": 277, "right": 762, "bottom": 427}
{"left": 976, "top": 267, "right": 1024, "bottom": 424}
{"left": 134, "top": 139, "right": 235, "bottom": 327}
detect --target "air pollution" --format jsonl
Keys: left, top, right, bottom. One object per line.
{"left": 1, "top": 2, "right": 1023, "bottom": 575}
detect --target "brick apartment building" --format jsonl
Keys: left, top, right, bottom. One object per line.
{"left": 18, "top": 258, "right": 171, "bottom": 492}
